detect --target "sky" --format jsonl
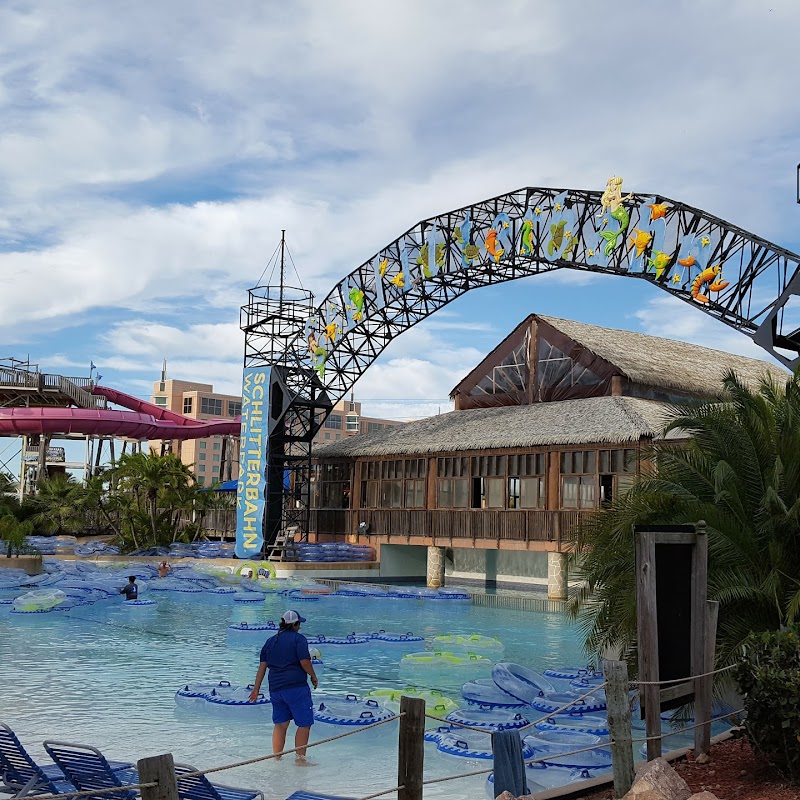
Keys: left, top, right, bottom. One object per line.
{"left": 2, "top": 0, "right": 800, "bottom": 457}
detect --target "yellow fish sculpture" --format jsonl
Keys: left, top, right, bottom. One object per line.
{"left": 627, "top": 229, "right": 652, "bottom": 258}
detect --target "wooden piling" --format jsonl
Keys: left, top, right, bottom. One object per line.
{"left": 138, "top": 753, "right": 179, "bottom": 800}
{"left": 603, "top": 659, "right": 635, "bottom": 798}
{"left": 398, "top": 696, "right": 425, "bottom": 800}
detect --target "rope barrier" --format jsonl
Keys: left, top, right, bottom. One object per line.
{"left": 633, "top": 664, "right": 735, "bottom": 686}
{"left": 355, "top": 785, "right": 405, "bottom": 800}
{"left": 630, "top": 708, "right": 745, "bottom": 744}
{"left": 28, "top": 713, "right": 404, "bottom": 800}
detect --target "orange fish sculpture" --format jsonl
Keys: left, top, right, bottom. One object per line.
{"left": 485, "top": 229, "right": 504, "bottom": 263}
{"left": 691, "top": 263, "right": 729, "bottom": 304}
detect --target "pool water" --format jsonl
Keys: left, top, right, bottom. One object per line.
{"left": 1, "top": 587, "right": 588, "bottom": 800}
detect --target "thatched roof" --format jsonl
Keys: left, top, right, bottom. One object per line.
{"left": 314, "top": 396, "right": 685, "bottom": 459}
{"left": 535, "top": 315, "right": 789, "bottom": 398}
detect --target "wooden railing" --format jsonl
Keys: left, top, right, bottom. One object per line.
{"left": 308, "top": 508, "right": 591, "bottom": 546}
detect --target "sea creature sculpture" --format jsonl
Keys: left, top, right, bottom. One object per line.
{"left": 678, "top": 255, "right": 696, "bottom": 268}
{"left": 647, "top": 251, "right": 671, "bottom": 279}
{"left": 349, "top": 287, "right": 364, "bottom": 314}
{"left": 647, "top": 203, "right": 669, "bottom": 221}
{"left": 454, "top": 226, "right": 480, "bottom": 264}
{"left": 308, "top": 333, "right": 327, "bottom": 379}
{"left": 628, "top": 229, "right": 653, "bottom": 258}
{"left": 701, "top": 237, "right": 711, "bottom": 247}
{"left": 416, "top": 243, "right": 445, "bottom": 278}
{"left": 485, "top": 229, "right": 504, "bottom": 263}
{"left": 547, "top": 220, "right": 567, "bottom": 257}
{"left": 520, "top": 219, "right": 534, "bottom": 255}
{"left": 597, "top": 204, "right": 631, "bottom": 257}
{"left": 379, "top": 259, "right": 390, "bottom": 277}
{"left": 324, "top": 322, "right": 340, "bottom": 342}
{"left": 691, "top": 263, "right": 729, "bottom": 304}
{"left": 390, "top": 272, "right": 405, "bottom": 288}
{"left": 597, "top": 176, "right": 633, "bottom": 217}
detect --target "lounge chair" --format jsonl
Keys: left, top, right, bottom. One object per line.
{"left": 0, "top": 723, "right": 133, "bottom": 799}
{"left": 0, "top": 723, "right": 66, "bottom": 799}
{"left": 43, "top": 742, "right": 263, "bottom": 800}
{"left": 284, "top": 794, "right": 354, "bottom": 800}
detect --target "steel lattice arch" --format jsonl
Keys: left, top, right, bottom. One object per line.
{"left": 236, "top": 180, "right": 800, "bottom": 556}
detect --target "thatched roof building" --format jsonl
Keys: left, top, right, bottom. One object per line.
{"left": 315, "top": 396, "right": 683, "bottom": 458}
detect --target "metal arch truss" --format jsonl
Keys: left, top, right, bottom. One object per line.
{"left": 242, "top": 185, "right": 800, "bottom": 541}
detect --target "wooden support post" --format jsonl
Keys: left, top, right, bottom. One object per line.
{"left": 398, "top": 696, "right": 425, "bottom": 800}
{"left": 694, "top": 600, "right": 719, "bottom": 759}
{"left": 603, "top": 659, "right": 635, "bottom": 799}
{"left": 138, "top": 753, "right": 179, "bottom": 800}
{"left": 635, "top": 530, "right": 662, "bottom": 760}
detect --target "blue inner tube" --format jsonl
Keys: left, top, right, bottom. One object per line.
{"left": 461, "top": 679, "right": 526, "bottom": 709}
{"left": 120, "top": 599, "right": 156, "bottom": 607}
{"left": 368, "top": 631, "right": 424, "bottom": 643}
{"left": 524, "top": 733, "right": 612, "bottom": 769}
{"left": 205, "top": 685, "right": 270, "bottom": 707}
{"left": 176, "top": 680, "right": 232, "bottom": 700}
{"left": 491, "top": 663, "right": 556, "bottom": 703}
{"left": 306, "top": 634, "right": 369, "bottom": 646}
{"left": 535, "top": 714, "right": 610, "bottom": 737}
{"left": 544, "top": 666, "right": 600, "bottom": 680}
{"left": 232, "top": 595, "right": 264, "bottom": 603}
{"left": 530, "top": 692, "right": 607, "bottom": 716}
{"left": 228, "top": 622, "right": 279, "bottom": 633}
{"left": 437, "top": 730, "right": 535, "bottom": 761}
{"left": 314, "top": 696, "right": 395, "bottom": 726}
{"left": 446, "top": 708, "right": 529, "bottom": 731}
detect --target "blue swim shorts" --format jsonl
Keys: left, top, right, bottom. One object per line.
{"left": 270, "top": 684, "right": 314, "bottom": 728}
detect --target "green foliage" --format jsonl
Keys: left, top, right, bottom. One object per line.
{"left": 569, "top": 368, "right": 800, "bottom": 670}
{"left": 735, "top": 627, "right": 800, "bottom": 784}
{"left": 0, "top": 513, "right": 33, "bottom": 557}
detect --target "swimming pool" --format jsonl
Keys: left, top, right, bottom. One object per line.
{"left": 2, "top": 564, "right": 732, "bottom": 800}
{"left": 1, "top": 568, "right": 590, "bottom": 800}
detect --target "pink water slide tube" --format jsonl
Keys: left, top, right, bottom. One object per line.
{"left": 0, "top": 385, "right": 242, "bottom": 439}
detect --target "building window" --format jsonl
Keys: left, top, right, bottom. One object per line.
{"left": 560, "top": 449, "right": 597, "bottom": 508}
{"left": 199, "top": 441, "right": 206, "bottom": 449}
{"left": 336, "top": 434, "right": 341, "bottom": 440}
{"left": 212, "top": 455, "right": 220, "bottom": 462}
{"left": 436, "top": 457, "right": 469, "bottom": 509}
{"left": 197, "top": 476, "right": 205, "bottom": 485}
{"left": 154, "top": 396, "right": 167, "bottom": 406}
{"left": 356, "top": 459, "right": 427, "bottom": 509}
{"left": 509, "top": 453, "right": 546, "bottom": 509}
{"left": 349, "top": 402, "right": 356, "bottom": 411}
{"left": 325, "top": 414, "right": 342, "bottom": 429}
{"left": 159, "top": 381, "right": 165, "bottom": 392}
{"left": 228, "top": 401, "right": 242, "bottom": 417}
{"left": 368, "top": 422, "right": 384, "bottom": 433}
{"left": 324, "top": 432, "right": 331, "bottom": 440}
{"left": 346, "top": 414, "right": 359, "bottom": 431}
{"left": 320, "top": 463, "right": 350, "bottom": 508}
{"left": 598, "top": 449, "right": 638, "bottom": 505}
{"left": 200, "top": 397, "right": 223, "bottom": 416}
{"left": 213, "top": 442, "right": 220, "bottom": 450}
{"left": 199, "top": 453, "right": 206, "bottom": 461}
{"left": 183, "top": 398, "right": 193, "bottom": 414}
{"left": 198, "top": 465, "right": 206, "bottom": 473}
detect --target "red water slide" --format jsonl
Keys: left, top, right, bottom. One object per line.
{"left": 0, "top": 385, "right": 241, "bottom": 439}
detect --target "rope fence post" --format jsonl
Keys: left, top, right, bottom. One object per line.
{"left": 694, "top": 599, "right": 719, "bottom": 761}
{"left": 138, "top": 754, "right": 179, "bottom": 800}
{"left": 398, "top": 696, "right": 425, "bottom": 800}
{"left": 603, "top": 659, "right": 635, "bottom": 798}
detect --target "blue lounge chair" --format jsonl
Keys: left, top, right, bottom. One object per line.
{"left": 0, "top": 723, "right": 67, "bottom": 798}
{"left": 43, "top": 742, "right": 263, "bottom": 800}
{"left": 284, "top": 794, "right": 354, "bottom": 800}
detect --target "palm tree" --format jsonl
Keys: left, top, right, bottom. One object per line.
{"left": 28, "top": 474, "right": 87, "bottom": 536}
{"left": 109, "top": 452, "right": 195, "bottom": 547}
{"left": 569, "top": 369, "right": 800, "bottom": 670}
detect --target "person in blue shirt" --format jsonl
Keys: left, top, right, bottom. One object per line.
{"left": 119, "top": 576, "right": 138, "bottom": 601}
{"left": 249, "top": 609, "right": 319, "bottom": 765}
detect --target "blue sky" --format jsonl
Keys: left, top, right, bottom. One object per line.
{"left": 2, "top": 0, "right": 800, "bottom": 445}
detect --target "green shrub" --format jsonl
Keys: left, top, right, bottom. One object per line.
{"left": 735, "top": 628, "right": 800, "bottom": 784}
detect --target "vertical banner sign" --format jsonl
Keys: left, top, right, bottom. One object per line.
{"left": 235, "top": 367, "right": 270, "bottom": 559}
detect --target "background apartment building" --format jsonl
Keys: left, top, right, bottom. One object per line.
{"left": 313, "top": 397, "right": 403, "bottom": 445}
{"left": 149, "top": 376, "right": 241, "bottom": 486}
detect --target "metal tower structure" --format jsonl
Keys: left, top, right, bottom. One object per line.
{"left": 240, "top": 233, "right": 332, "bottom": 549}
